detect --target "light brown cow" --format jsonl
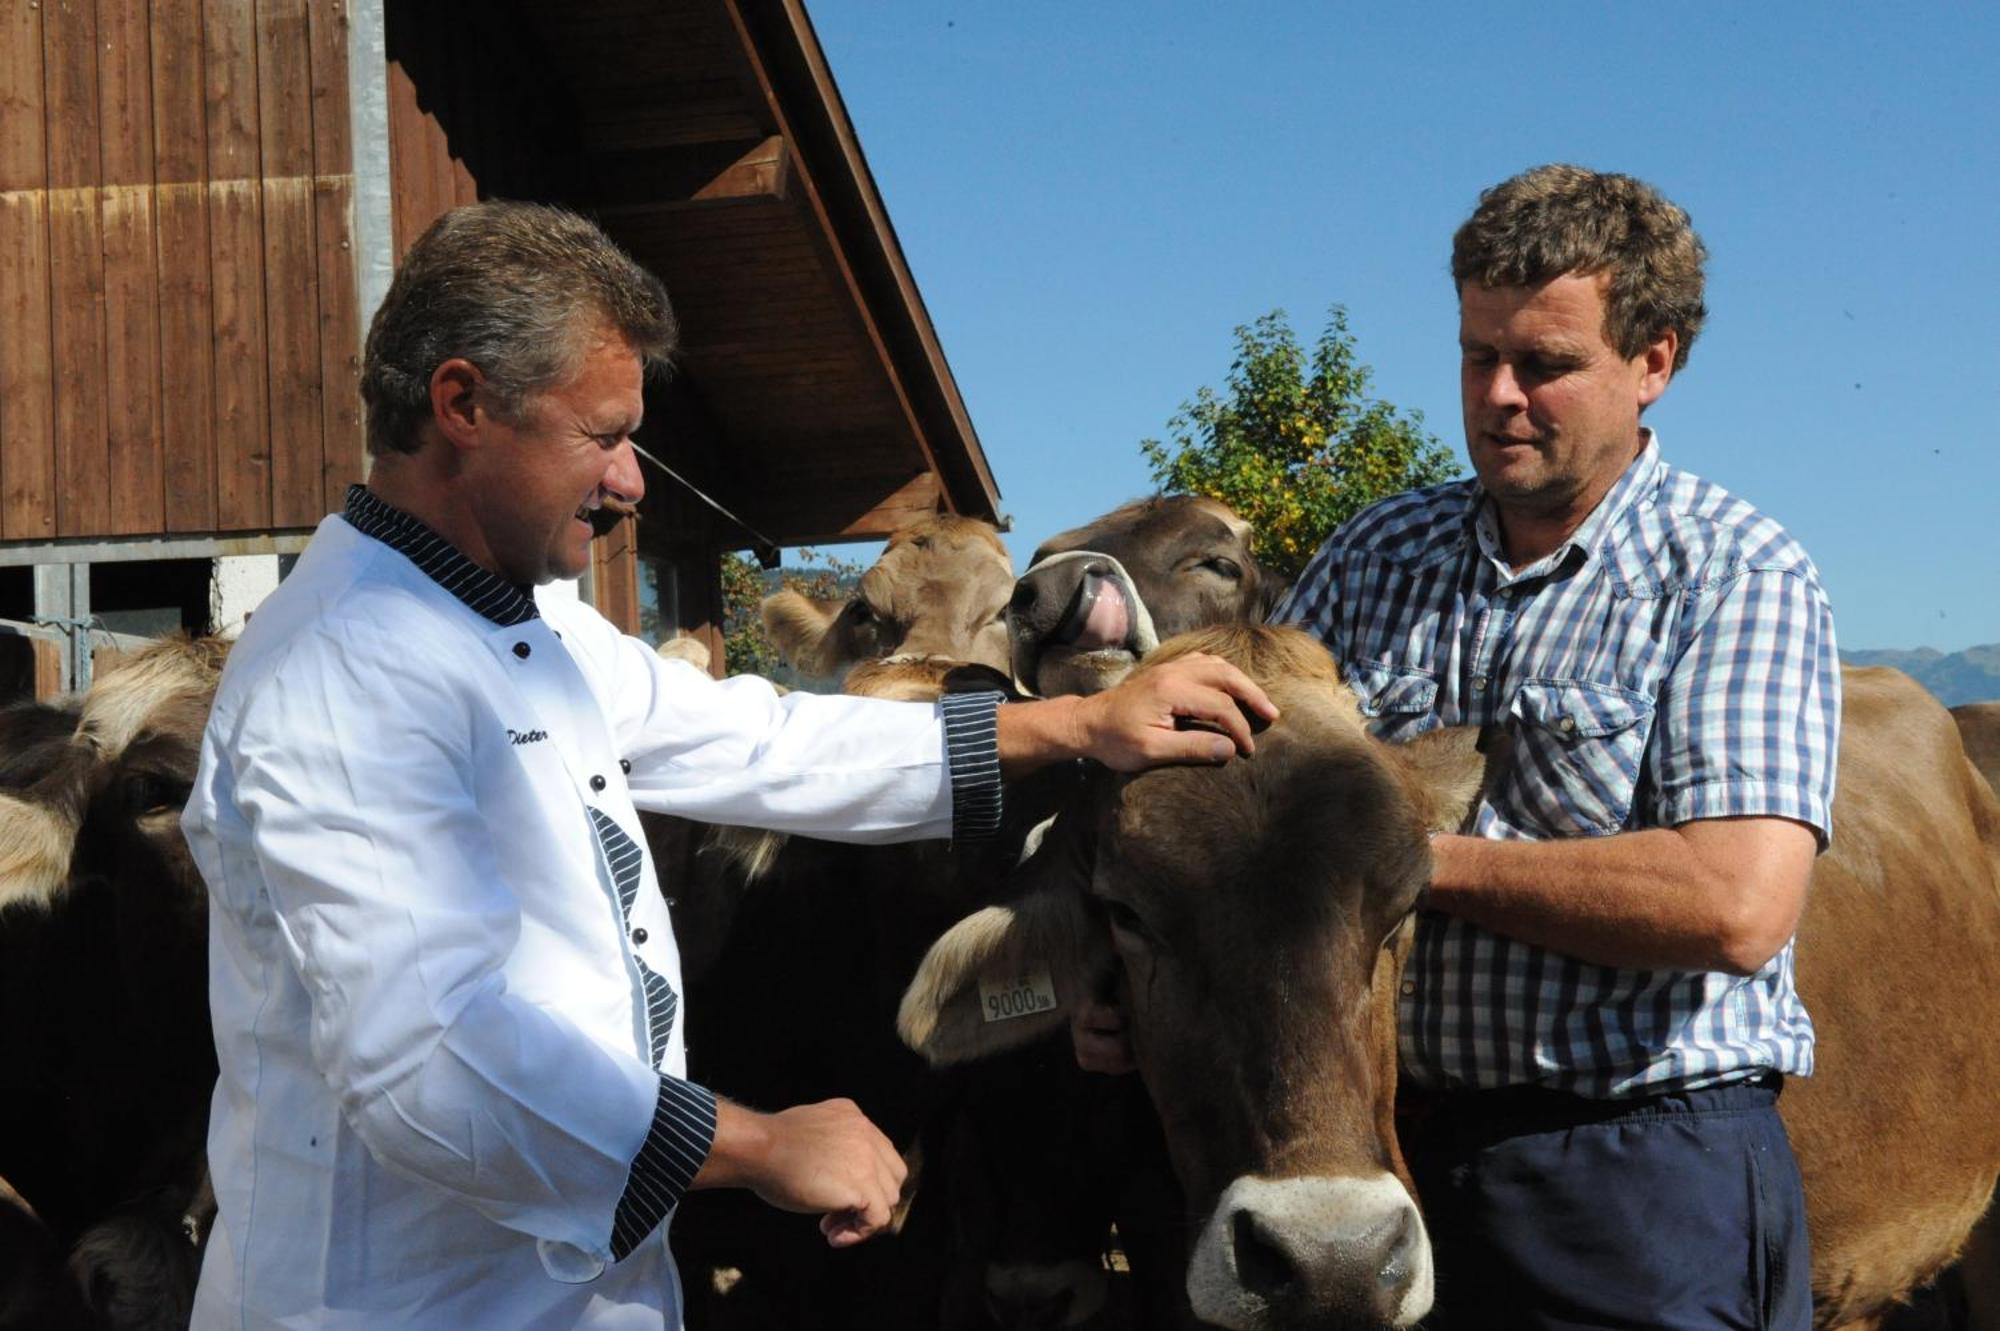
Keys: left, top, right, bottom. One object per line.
{"left": 760, "top": 514, "right": 1016, "bottom": 687}
{"left": 1789, "top": 671, "right": 2000, "bottom": 1329}
{"left": 903, "top": 635, "right": 2000, "bottom": 1331}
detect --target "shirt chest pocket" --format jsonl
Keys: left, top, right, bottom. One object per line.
{"left": 1499, "top": 679, "right": 1655, "bottom": 835}
{"left": 1347, "top": 661, "right": 1441, "bottom": 743}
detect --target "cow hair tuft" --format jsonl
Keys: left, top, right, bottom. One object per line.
{"left": 77, "top": 636, "right": 227, "bottom": 763}
{"left": 701, "top": 824, "right": 789, "bottom": 884}
{"left": 0, "top": 792, "right": 80, "bottom": 911}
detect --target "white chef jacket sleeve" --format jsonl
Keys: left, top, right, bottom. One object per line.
{"left": 213, "top": 620, "right": 701, "bottom": 1261}
{"left": 565, "top": 607, "right": 1004, "bottom": 842}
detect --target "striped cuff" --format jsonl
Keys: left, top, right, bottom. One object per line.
{"left": 609, "top": 1076, "right": 718, "bottom": 1262}
{"left": 940, "top": 690, "right": 1004, "bottom": 842}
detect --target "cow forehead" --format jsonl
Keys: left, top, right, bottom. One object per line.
{"left": 865, "top": 529, "right": 1014, "bottom": 605}
{"left": 1033, "top": 497, "right": 1249, "bottom": 565}
{"left": 1099, "top": 714, "right": 1413, "bottom": 918}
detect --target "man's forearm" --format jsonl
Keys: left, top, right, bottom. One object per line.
{"left": 1425, "top": 817, "right": 1815, "bottom": 975}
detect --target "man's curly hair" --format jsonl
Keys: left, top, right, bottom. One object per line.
{"left": 1452, "top": 164, "right": 1707, "bottom": 373}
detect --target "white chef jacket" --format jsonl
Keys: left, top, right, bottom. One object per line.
{"left": 185, "top": 499, "right": 999, "bottom": 1329}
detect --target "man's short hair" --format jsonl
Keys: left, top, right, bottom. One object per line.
{"left": 360, "top": 201, "right": 678, "bottom": 456}
{"left": 1451, "top": 164, "right": 1707, "bottom": 373}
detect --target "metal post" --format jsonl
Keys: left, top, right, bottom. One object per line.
{"left": 32, "top": 562, "right": 91, "bottom": 692}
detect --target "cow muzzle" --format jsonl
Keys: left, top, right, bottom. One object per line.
{"left": 1009, "top": 551, "right": 1159, "bottom": 697}
{"left": 982, "top": 1258, "right": 1108, "bottom": 1329}
{"left": 1186, "top": 1174, "right": 1432, "bottom": 1331}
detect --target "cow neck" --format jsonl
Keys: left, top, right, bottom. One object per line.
{"left": 341, "top": 484, "right": 540, "bottom": 628}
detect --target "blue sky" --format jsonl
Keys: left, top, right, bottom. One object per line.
{"left": 808, "top": 3, "right": 1999, "bottom": 653}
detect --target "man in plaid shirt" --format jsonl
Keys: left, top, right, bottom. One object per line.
{"left": 1276, "top": 165, "right": 1839, "bottom": 1328}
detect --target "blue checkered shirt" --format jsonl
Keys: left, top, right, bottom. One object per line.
{"left": 1275, "top": 435, "right": 1840, "bottom": 1098}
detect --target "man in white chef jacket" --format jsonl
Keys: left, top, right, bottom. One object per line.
{"left": 182, "top": 201, "right": 1274, "bottom": 1329}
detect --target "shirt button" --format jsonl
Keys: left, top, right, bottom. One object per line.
{"left": 1400, "top": 980, "right": 1417, "bottom": 996}
{"left": 512, "top": 642, "right": 531, "bottom": 659}
{"left": 1559, "top": 717, "right": 1577, "bottom": 734}
{"left": 630, "top": 927, "right": 648, "bottom": 946}
{"left": 619, "top": 758, "right": 632, "bottom": 775}
{"left": 1471, "top": 674, "right": 1488, "bottom": 691}
{"left": 589, "top": 774, "right": 607, "bottom": 792}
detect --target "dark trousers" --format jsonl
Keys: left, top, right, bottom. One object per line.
{"left": 1403, "top": 1075, "right": 1811, "bottom": 1331}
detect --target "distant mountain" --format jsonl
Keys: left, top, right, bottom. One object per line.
{"left": 1841, "top": 642, "right": 2000, "bottom": 706}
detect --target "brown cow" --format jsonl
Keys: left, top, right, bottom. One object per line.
{"left": 903, "top": 634, "right": 2000, "bottom": 1331}
{"left": 1008, "top": 496, "right": 1280, "bottom": 698}
{"left": 0, "top": 638, "right": 226, "bottom": 1329}
{"left": 901, "top": 627, "right": 1487, "bottom": 1329}
{"left": 1787, "top": 671, "right": 2000, "bottom": 1329}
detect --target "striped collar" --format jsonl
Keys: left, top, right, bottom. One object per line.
{"left": 342, "top": 484, "right": 540, "bottom": 627}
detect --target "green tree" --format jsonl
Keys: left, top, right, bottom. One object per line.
{"left": 718, "top": 548, "right": 864, "bottom": 679}
{"left": 1141, "top": 307, "right": 1458, "bottom": 579}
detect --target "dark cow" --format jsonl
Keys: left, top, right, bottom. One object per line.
{"left": 1008, "top": 496, "right": 1280, "bottom": 698}
{"left": 666, "top": 515, "right": 1135, "bottom": 1330}
{"left": 1955, "top": 700, "right": 2000, "bottom": 795}
{"left": 0, "top": 638, "right": 225, "bottom": 1329}
{"left": 904, "top": 629, "right": 2000, "bottom": 1331}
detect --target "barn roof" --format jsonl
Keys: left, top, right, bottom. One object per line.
{"left": 510, "top": 0, "right": 1002, "bottom": 547}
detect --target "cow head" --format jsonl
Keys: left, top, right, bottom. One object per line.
{"left": 901, "top": 627, "right": 1495, "bottom": 1331}
{"left": 1010, "top": 496, "right": 1280, "bottom": 698}
{"left": 0, "top": 638, "right": 222, "bottom": 914}
{"left": 762, "top": 515, "right": 1015, "bottom": 682}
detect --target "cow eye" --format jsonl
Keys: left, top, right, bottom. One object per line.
{"left": 1102, "top": 898, "right": 1153, "bottom": 946}
{"left": 122, "top": 771, "right": 189, "bottom": 816}
{"left": 1198, "top": 557, "right": 1242, "bottom": 581}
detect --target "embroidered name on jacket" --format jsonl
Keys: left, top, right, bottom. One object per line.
{"left": 507, "top": 728, "right": 548, "bottom": 746}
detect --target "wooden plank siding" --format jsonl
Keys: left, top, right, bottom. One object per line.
{"left": 153, "top": 0, "right": 219, "bottom": 533}
{"left": 100, "top": 0, "right": 164, "bottom": 536}
{"left": 0, "top": 0, "right": 56, "bottom": 541}
{"left": 307, "top": 0, "right": 363, "bottom": 517}
{"left": 45, "top": 0, "right": 112, "bottom": 537}
{"left": 0, "top": 0, "right": 364, "bottom": 545}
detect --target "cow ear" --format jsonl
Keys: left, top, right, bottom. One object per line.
{"left": 897, "top": 887, "right": 1098, "bottom": 1066}
{"left": 0, "top": 792, "right": 78, "bottom": 910}
{"left": 758, "top": 590, "right": 847, "bottom": 675}
{"left": 1392, "top": 725, "right": 1505, "bottom": 835}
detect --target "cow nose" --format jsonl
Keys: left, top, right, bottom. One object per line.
{"left": 1188, "top": 1175, "right": 1432, "bottom": 1330}
{"left": 983, "top": 1260, "right": 1106, "bottom": 1330}
{"left": 1009, "top": 577, "right": 1040, "bottom": 619}
{"left": 1232, "top": 1203, "right": 1416, "bottom": 1312}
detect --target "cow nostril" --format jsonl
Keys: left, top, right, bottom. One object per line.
{"left": 1231, "top": 1208, "right": 1300, "bottom": 1300}
{"left": 1378, "top": 1207, "right": 1417, "bottom": 1291}
{"left": 1008, "top": 580, "right": 1038, "bottom": 617}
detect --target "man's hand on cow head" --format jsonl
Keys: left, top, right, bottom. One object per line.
{"left": 1023, "top": 652, "right": 1278, "bottom": 775}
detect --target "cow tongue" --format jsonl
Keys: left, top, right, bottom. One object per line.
{"left": 1064, "top": 575, "right": 1131, "bottom": 652}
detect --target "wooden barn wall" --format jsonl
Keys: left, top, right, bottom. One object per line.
{"left": 0, "top": 0, "right": 363, "bottom": 543}
{"left": 383, "top": 0, "right": 580, "bottom": 259}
